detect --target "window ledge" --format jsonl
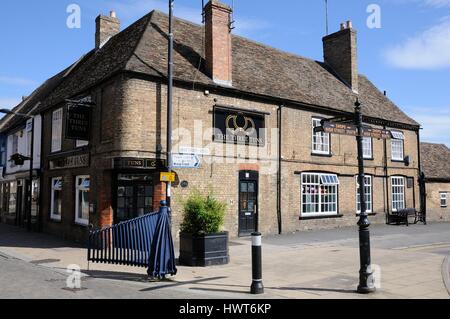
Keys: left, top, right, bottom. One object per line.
{"left": 311, "top": 152, "right": 332, "bottom": 158}
{"left": 299, "top": 214, "right": 343, "bottom": 220}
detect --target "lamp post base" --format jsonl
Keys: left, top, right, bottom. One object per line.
{"left": 250, "top": 281, "right": 264, "bottom": 295}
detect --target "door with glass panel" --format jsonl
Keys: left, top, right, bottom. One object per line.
{"left": 239, "top": 174, "right": 259, "bottom": 236}
{"left": 116, "top": 174, "right": 153, "bottom": 223}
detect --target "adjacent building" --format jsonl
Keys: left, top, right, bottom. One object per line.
{"left": 420, "top": 142, "right": 450, "bottom": 222}
{"left": 0, "top": 1, "right": 423, "bottom": 242}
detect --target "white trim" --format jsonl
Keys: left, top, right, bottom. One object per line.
{"left": 311, "top": 118, "right": 331, "bottom": 155}
{"left": 51, "top": 108, "right": 63, "bottom": 153}
{"left": 356, "top": 175, "right": 373, "bottom": 214}
{"left": 301, "top": 172, "right": 339, "bottom": 217}
{"left": 440, "top": 192, "right": 448, "bottom": 208}
{"left": 50, "top": 177, "right": 62, "bottom": 221}
{"left": 75, "top": 175, "right": 90, "bottom": 226}
{"left": 391, "top": 176, "right": 405, "bottom": 212}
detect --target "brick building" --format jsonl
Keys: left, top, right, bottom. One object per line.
{"left": 1, "top": 1, "right": 422, "bottom": 242}
{"left": 420, "top": 143, "right": 450, "bottom": 222}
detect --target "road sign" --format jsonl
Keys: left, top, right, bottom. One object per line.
{"left": 315, "top": 122, "right": 391, "bottom": 139}
{"left": 172, "top": 154, "right": 201, "bottom": 169}
{"left": 179, "top": 146, "right": 210, "bottom": 156}
{"left": 160, "top": 172, "right": 176, "bottom": 183}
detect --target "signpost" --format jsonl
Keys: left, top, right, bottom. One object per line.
{"left": 172, "top": 154, "right": 201, "bottom": 169}
{"left": 315, "top": 100, "right": 392, "bottom": 294}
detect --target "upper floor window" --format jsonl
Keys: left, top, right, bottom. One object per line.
{"left": 391, "top": 176, "right": 405, "bottom": 212}
{"left": 51, "top": 108, "right": 63, "bottom": 153}
{"left": 301, "top": 173, "right": 339, "bottom": 216}
{"left": 391, "top": 131, "right": 404, "bottom": 161}
{"left": 356, "top": 175, "right": 372, "bottom": 213}
{"left": 362, "top": 137, "right": 373, "bottom": 159}
{"left": 312, "top": 118, "right": 330, "bottom": 155}
{"left": 440, "top": 192, "right": 448, "bottom": 208}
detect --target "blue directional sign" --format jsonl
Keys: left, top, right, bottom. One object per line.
{"left": 172, "top": 154, "right": 201, "bottom": 169}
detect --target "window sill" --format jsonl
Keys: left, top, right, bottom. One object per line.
{"left": 74, "top": 221, "right": 89, "bottom": 228}
{"left": 299, "top": 214, "right": 343, "bottom": 220}
{"left": 311, "top": 152, "right": 332, "bottom": 158}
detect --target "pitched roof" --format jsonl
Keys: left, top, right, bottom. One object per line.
{"left": 420, "top": 142, "right": 450, "bottom": 181}
{"left": 37, "top": 10, "right": 418, "bottom": 126}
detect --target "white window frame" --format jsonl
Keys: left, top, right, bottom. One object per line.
{"left": 301, "top": 173, "right": 339, "bottom": 217}
{"left": 311, "top": 118, "right": 330, "bottom": 155}
{"left": 76, "top": 140, "right": 89, "bottom": 148}
{"left": 391, "top": 176, "right": 405, "bottom": 212}
{"left": 440, "top": 192, "right": 448, "bottom": 208}
{"left": 51, "top": 108, "right": 63, "bottom": 153}
{"left": 356, "top": 175, "right": 372, "bottom": 214}
{"left": 75, "top": 175, "right": 90, "bottom": 226}
{"left": 50, "top": 177, "right": 62, "bottom": 221}
{"left": 362, "top": 137, "right": 373, "bottom": 159}
{"left": 391, "top": 131, "right": 404, "bottom": 161}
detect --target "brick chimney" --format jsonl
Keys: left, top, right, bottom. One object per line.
{"left": 323, "top": 21, "right": 358, "bottom": 93}
{"left": 204, "top": 0, "right": 233, "bottom": 87}
{"left": 95, "top": 11, "right": 120, "bottom": 49}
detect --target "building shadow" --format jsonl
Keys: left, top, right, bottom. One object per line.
{"left": 0, "top": 223, "right": 84, "bottom": 250}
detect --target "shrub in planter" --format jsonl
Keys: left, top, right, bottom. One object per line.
{"left": 179, "top": 191, "right": 229, "bottom": 266}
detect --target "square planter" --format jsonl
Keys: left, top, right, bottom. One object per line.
{"left": 179, "top": 232, "right": 229, "bottom": 267}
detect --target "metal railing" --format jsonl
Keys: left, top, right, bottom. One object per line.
{"left": 88, "top": 211, "right": 160, "bottom": 268}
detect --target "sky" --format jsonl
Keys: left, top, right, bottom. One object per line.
{"left": 0, "top": 0, "right": 449, "bottom": 146}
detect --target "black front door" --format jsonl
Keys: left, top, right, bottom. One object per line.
{"left": 115, "top": 174, "right": 154, "bottom": 223}
{"left": 239, "top": 171, "right": 259, "bottom": 236}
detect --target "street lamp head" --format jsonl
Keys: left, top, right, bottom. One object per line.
{"left": 354, "top": 98, "right": 361, "bottom": 111}
{"left": 0, "top": 108, "right": 12, "bottom": 114}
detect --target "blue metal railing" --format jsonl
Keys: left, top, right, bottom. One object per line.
{"left": 88, "top": 211, "right": 160, "bottom": 268}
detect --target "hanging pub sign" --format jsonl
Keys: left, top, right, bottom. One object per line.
{"left": 65, "top": 103, "right": 92, "bottom": 141}
{"left": 213, "top": 106, "right": 266, "bottom": 147}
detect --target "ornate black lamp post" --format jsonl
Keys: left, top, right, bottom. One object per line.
{"left": 354, "top": 100, "right": 376, "bottom": 294}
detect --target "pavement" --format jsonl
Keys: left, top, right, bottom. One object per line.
{"left": 0, "top": 222, "right": 449, "bottom": 299}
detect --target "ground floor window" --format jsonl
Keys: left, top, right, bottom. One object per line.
{"left": 440, "top": 192, "right": 448, "bottom": 208}
{"left": 301, "top": 173, "right": 339, "bottom": 216}
{"left": 356, "top": 175, "right": 372, "bottom": 213}
{"left": 391, "top": 176, "right": 405, "bottom": 212}
{"left": 50, "top": 177, "right": 62, "bottom": 221}
{"left": 75, "top": 176, "right": 90, "bottom": 226}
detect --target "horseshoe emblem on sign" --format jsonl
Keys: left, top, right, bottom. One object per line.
{"left": 225, "top": 113, "right": 256, "bottom": 136}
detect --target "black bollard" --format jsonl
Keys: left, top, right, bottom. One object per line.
{"left": 250, "top": 232, "right": 264, "bottom": 294}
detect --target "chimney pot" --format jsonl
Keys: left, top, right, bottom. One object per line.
{"left": 204, "top": 0, "right": 233, "bottom": 86}
{"left": 346, "top": 20, "right": 353, "bottom": 29}
{"left": 340, "top": 23, "right": 346, "bottom": 31}
{"left": 110, "top": 11, "right": 116, "bottom": 18}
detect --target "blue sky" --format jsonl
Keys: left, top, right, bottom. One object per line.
{"left": 0, "top": 0, "right": 449, "bottom": 146}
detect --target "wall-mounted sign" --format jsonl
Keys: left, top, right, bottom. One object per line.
{"left": 213, "top": 106, "right": 266, "bottom": 147}
{"left": 179, "top": 146, "right": 211, "bottom": 156}
{"left": 50, "top": 153, "right": 89, "bottom": 170}
{"left": 65, "top": 104, "right": 91, "bottom": 141}
{"left": 172, "top": 154, "right": 201, "bottom": 169}
{"left": 113, "top": 158, "right": 166, "bottom": 170}
{"left": 160, "top": 172, "right": 176, "bottom": 183}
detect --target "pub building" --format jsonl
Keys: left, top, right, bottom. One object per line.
{"left": 0, "top": 1, "right": 425, "bottom": 242}
{"left": 420, "top": 143, "right": 450, "bottom": 222}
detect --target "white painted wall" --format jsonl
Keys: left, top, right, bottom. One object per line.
{"left": 5, "top": 115, "right": 42, "bottom": 175}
